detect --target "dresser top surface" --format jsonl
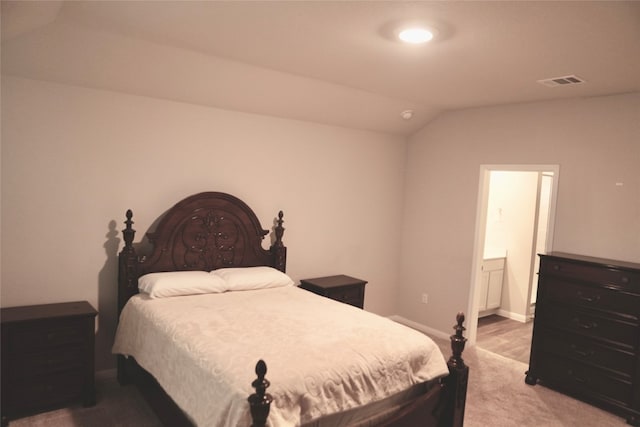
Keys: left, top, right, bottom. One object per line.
{"left": 1, "top": 301, "right": 97, "bottom": 324}
{"left": 542, "top": 252, "right": 640, "bottom": 271}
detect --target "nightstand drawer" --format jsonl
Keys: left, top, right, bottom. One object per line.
{"left": 10, "top": 346, "right": 86, "bottom": 378}
{"left": 9, "top": 319, "right": 89, "bottom": 353}
{"left": 329, "top": 285, "right": 364, "bottom": 306}
{"left": 7, "top": 371, "right": 85, "bottom": 412}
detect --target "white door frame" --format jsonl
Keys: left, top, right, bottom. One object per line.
{"left": 466, "top": 164, "right": 560, "bottom": 344}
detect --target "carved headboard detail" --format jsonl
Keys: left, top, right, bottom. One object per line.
{"left": 117, "top": 192, "right": 287, "bottom": 313}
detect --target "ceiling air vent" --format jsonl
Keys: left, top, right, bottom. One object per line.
{"left": 537, "top": 75, "right": 586, "bottom": 87}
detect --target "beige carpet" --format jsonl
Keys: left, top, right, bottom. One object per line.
{"left": 9, "top": 345, "right": 627, "bottom": 426}
{"left": 456, "top": 343, "right": 626, "bottom": 427}
{"left": 8, "top": 375, "right": 163, "bottom": 427}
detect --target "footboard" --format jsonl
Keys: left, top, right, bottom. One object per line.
{"left": 248, "top": 313, "right": 469, "bottom": 427}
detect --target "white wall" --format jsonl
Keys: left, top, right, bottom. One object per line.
{"left": 1, "top": 76, "right": 407, "bottom": 370}
{"left": 3, "top": 77, "right": 638, "bottom": 370}
{"left": 400, "top": 93, "right": 640, "bottom": 335}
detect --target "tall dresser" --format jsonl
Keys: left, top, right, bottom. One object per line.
{"left": 525, "top": 252, "right": 640, "bottom": 425}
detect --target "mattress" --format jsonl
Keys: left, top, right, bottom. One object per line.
{"left": 112, "top": 285, "right": 448, "bottom": 426}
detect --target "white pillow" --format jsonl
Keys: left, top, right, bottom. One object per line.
{"left": 138, "top": 271, "right": 226, "bottom": 298}
{"left": 212, "top": 266, "right": 294, "bottom": 291}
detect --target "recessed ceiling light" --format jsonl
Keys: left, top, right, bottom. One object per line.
{"left": 398, "top": 27, "right": 434, "bottom": 44}
{"left": 401, "top": 110, "right": 414, "bottom": 120}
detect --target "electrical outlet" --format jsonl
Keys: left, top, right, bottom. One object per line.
{"left": 421, "top": 293, "right": 429, "bottom": 304}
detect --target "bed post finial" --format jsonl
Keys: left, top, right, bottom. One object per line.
{"left": 440, "top": 311, "right": 468, "bottom": 427}
{"left": 450, "top": 312, "right": 467, "bottom": 368}
{"left": 123, "top": 209, "right": 135, "bottom": 249}
{"left": 249, "top": 359, "right": 272, "bottom": 427}
{"left": 272, "top": 211, "right": 287, "bottom": 272}
{"left": 274, "top": 211, "right": 285, "bottom": 247}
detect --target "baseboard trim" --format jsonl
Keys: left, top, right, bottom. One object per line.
{"left": 496, "top": 309, "right": 528, "bottom": 323}
{"left": 388, "top": 315, "right": 450, "bottom": 341}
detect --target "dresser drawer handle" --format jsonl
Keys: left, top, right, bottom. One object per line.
{"left": 46, "top": 332, "right": 56, "bottom": 341}
{"left": 569, "top": 345, "right": 594, "bottom": 358}
{"left": 553, "top": 264, "right": 561, "bottom": 271}
{"left": 568, "top": 370, "right": 590, "bottom": 385}
{"left": 621, "top": 276, "right": 630, "bottom": 284}
{"left": 572, "top": 318, "right": 598, "bottom": 330}
{"left": 576, "top": 292, "right": 600, "bottom": 303}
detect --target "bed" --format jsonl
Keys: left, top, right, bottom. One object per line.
{"left": 113, "top": 192, "right": 469, "bottom": 427}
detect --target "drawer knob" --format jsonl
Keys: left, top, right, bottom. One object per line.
{"left": 576, "top": 292, "right": 600, "bottom": 303}
{"left": 569, "top": 345, "right": 594, "bottom": 359}
{"left": 572, "top": 318, "right": 598, "bottom": 330}
{"left": 621, "top": 276, "right": 630, "bottom": 284}
{"left": 553, "top": 265, "right": 561, "bottom": 271}
{"left": 568, "top": 370, "right": 590, "bottom": 385}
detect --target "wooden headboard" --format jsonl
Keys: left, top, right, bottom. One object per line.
{"left": 117, "top": 192, "right": 287, "bottom": 313}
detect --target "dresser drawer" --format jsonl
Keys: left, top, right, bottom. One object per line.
{"left": 8, "top": 318, "right": 89, "bottom": 353}
{"left": 541, "top": 277, "right": 640, "bottom": 319}
{"left": 539, "top": 304, "right": 639, "bottom": 349}
{"left": 6, "top": 371, "right": 85, "bottom": 412}
{"left": 536, "top": 328, "right": 637, "bottom": 377}
{"left": 541, "top": 258, "right": 640, "bottom": 290}
{"left": 539, "top": 354, "right": 634, "bottom": 406}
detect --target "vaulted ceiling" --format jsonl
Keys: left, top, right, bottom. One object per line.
{"left": 3, "top": 1, "right": 639, "bottom": 135}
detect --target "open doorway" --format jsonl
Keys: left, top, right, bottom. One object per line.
{"left": 467, "top": 165, "right": 559, "bottom": 360}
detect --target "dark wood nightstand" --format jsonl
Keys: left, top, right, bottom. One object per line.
{"left": 1, "top": 301, "right": 98, "bottom": 424}
{"left": 299, "top": 275, "right": 367, "bottom": 308}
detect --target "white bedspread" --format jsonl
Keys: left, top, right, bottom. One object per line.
{"left": 112, "top": 286, "right": 448, "bottom": 427}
